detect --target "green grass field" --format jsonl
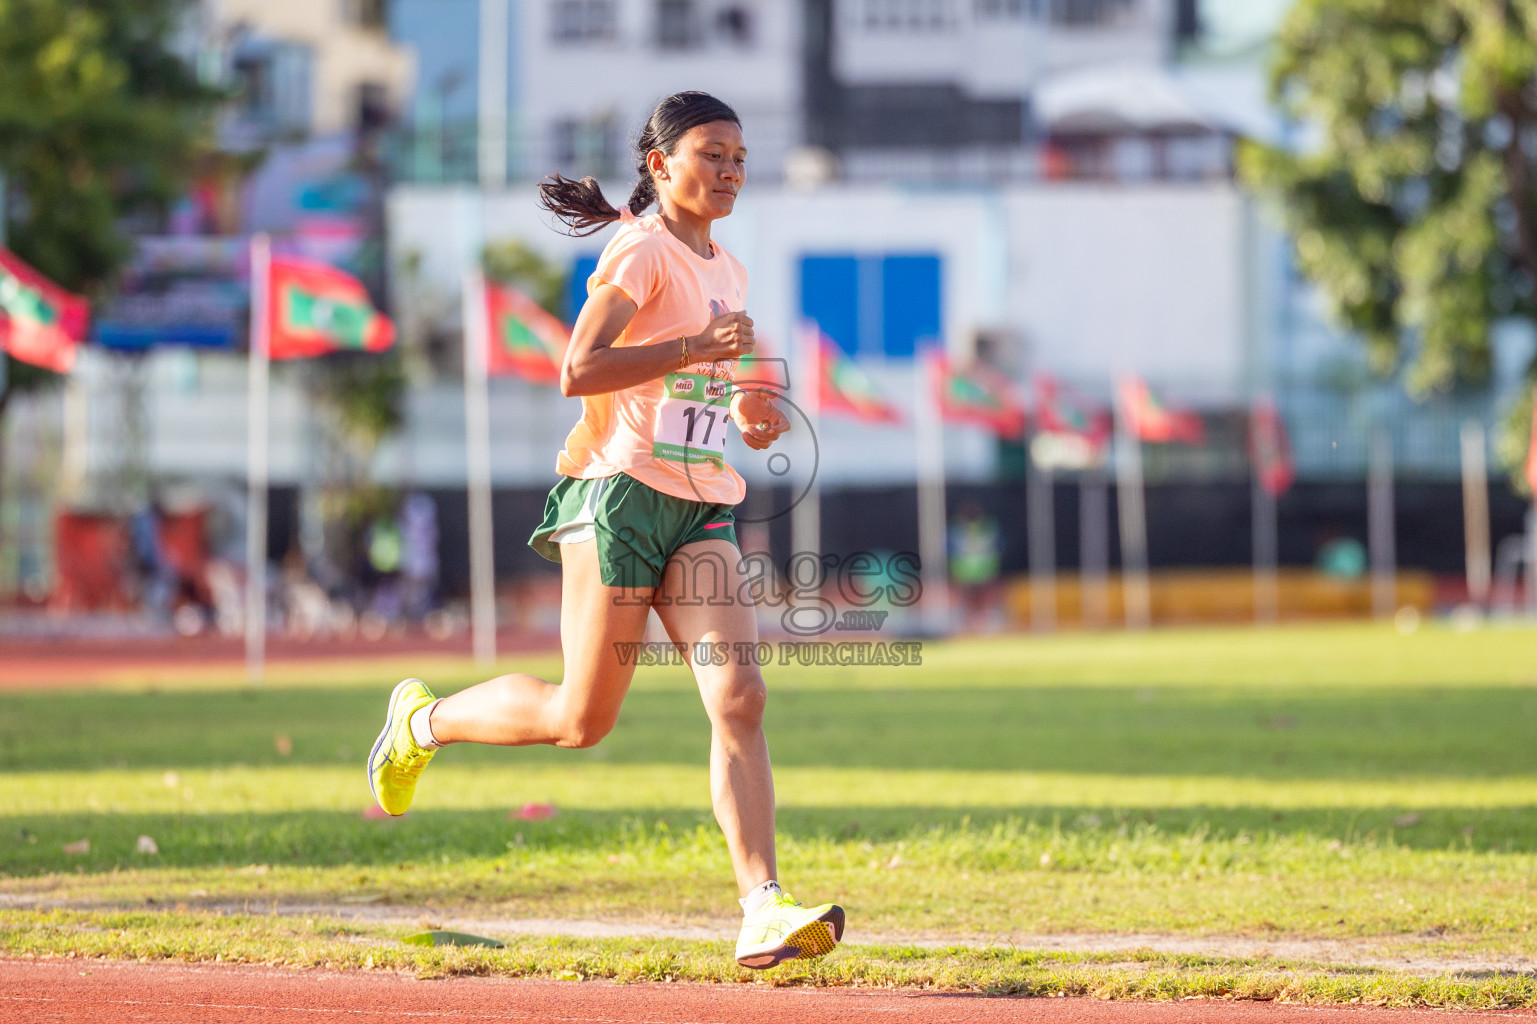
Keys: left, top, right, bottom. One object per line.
{"left": 4, "top": 622, "right": 1537, "bottom": 1004}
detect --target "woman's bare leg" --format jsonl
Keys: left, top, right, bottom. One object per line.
{"left": 653, "top": 539, "right": 776, "bottom": 895}
{"left": 427, "top": 540, "right": 652, "bottom": 748}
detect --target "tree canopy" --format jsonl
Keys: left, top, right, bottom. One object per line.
{"left": 1239, "top": 0, "right": 1537, "bottom": 394}
{"left": 1239, "top": 0, "right": 1537, "bottom": 489}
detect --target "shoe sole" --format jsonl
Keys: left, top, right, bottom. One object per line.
{"left": 367, "top": 678, "right": 422, "bottom": 816}
{"left": 735, "top": 905, "right": 845, "bottom": 969}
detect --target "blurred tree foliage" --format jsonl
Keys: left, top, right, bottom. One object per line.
{"left": 0, "top": 0, "right": 217, "bottom": 385}
{"left": 0, "top": 0, "right": 216, "bottom": 510}
{"left": 481, "top": 240, "right": 568, "bottom": 319}
{"left": 1237, "top": 0, "right": 1537, "bottom": 488}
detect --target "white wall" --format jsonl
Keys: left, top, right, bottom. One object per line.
{"left": 1003, "top": 184, "right": 1248, "bottom": 403}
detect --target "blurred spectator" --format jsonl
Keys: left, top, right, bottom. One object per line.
{"left": 1317, "top": 537, "right": 1367, "bottom": 580}
{"left": 282, "top": 549, "right": 333, "bottom": 640}
{"left": 398, "top": 492, "right": 440, "bottom": 622}
{"left": 949, "top": 504, "right": 1002, "bottom": 631}
{"left": 364, "top": 514, "right": 404, "bottom": 627}
{"left": 129, "top": 505, "right": 176, "bottom": 626}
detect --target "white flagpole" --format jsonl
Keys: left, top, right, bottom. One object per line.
{"left": 245, "top": 233, "right": 272, "bottom": 682}
{"left": 916, "top": 353, "right": 950, "bottom": 633}
{"left": 1368, "top": 429, "right": 1397, "bottom": 618}
{"left": 1251, "top": 399, "right": 1280, "bottom": 624}
{"left": 464, "top": 270, "right": 497, "bottom": 666}
{"left": 1528, "top": 505, "right": 1537, "bottom": 618}
{"left": 1114, "top": 389, "right": 1151, "bottom": 630}
{"left": 791, "top": 325, "right": 820, "bottom": 563}
{"left": 1079, "top": 467, "right": 1110, "bottom": 628}
{"left": 1459, "top": 419, "right": 1491, "bottom": 608}
{"left": 477, "top": 0, "right": 510, "bottom": 189}
{"left": 1026, "top": 444, "right": 1056, "bottom": 632}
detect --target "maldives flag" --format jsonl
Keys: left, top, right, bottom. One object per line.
{"left": 1035, "top": 375, "right": 1111, "bottom": 446}
{"left": 801, "top": 323, "right": 902, "bottom": 424}
{"left": 1117, "top": 376, "right": 1205, "bottom": 444}
{"left": 483, "top": 280, "right": 568, "bottom": 382}
{"left": 927, "top": 350, "right": 1025, "bottom": 438}
{"left": 1249, "top": 399, "right": 1296, "bottom": 497}
{"left": 0, "top": 246, "right": 89, "bottom": 373}
{"left": 266, "top": 255, "right": 394, "bottom": 360}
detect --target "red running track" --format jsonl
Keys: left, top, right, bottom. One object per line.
{"left": 4, "top": 959, "right": 1534, "bottom": 1024}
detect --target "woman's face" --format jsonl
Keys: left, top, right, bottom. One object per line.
{"left": 650, "top": 120, "right": 746, "bottom": 221}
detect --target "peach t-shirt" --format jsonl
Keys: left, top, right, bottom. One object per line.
{"left": 555, "top": 212, "right": 750, "bottom": 506}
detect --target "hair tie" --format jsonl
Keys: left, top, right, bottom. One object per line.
{"left": 618, "top": 206, "right": 637, "bottom": 222}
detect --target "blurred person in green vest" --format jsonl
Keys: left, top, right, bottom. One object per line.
{"left": 949, "top": 503, "right": 1002, "bottom": 632}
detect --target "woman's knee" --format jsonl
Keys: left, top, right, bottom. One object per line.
{"left": 552, "top": 707, "right": 617, "bottom": 748}
{"left": 706, "top": 671, "right": 768, "bottom": 731}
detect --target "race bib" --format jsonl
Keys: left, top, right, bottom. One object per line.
{"left": 653, "top": 370, "right": 733, "bottom": 466}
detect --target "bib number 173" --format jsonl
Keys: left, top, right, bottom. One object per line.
{"left": 653, "top": 371, "right": 730, "bottom": 466}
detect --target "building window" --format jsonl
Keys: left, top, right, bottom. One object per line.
{"left": 801, "top": 253, "right": 942, "bottom": 360}
{"left": 862, "top": 0, "right": 957, "bottom": 31}
{"left": 356, "top": 81, "right": 392, "bottom": 133}
{"left": 656, "top": 0, "right": 703, "bottom": 49}
{"left": 230, "top": 37, "right": 313, "bottom": 137}
{"left": 343, "top": 0, "right": 388, "bottom": 30}
{"left": 551, "top": 0, "right": 617, "bottom": 42}
{"left": 1048, "top": 0, "right": 1136, "bottom": 28}
{"left": 975, "top": 0, "right": 1026, "bottom": 19}
{"left": 715, "top": 4, "right": 755, "bottom": 45}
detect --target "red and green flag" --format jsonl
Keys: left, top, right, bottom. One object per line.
{"left": 0, "top": 246, "right": 89, "bottom": 373}
{"left": 1249, "top": 398, "right": 1296, "bottom": 497}
{"left": 802, "top": 322, "right": 902, "bottom": 424}
{"left": 1034, "top": 374, "right": 1111, "bottom": 446}
{"left": 266, "top": 254, "right": 394, "bottom": 360}
{"left": 927, "top": 350, "right": 1025, "bottom": 438}
{"left": 483, "top": 280, "right": 569, "bottom": 383}
{"left": 1117, "top": 376, "right": 1205, "bottom": 444}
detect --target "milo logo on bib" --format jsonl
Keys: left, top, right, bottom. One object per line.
{"left": 651, "top": 299, "right": 739, "bottom": 467}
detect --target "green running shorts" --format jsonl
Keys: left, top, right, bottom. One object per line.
{"left": 528, "top": 472, "right": 739, "bottom": 590}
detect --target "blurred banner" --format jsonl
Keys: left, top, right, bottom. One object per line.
{"left": 95, "top": 237, "right": 247, "bottom": 353}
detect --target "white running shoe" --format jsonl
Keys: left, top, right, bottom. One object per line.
{"left": 734, "top": 892, "right": 845, "bottom": 969}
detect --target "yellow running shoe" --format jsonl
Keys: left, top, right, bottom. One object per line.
{"left": 367, "top": 678, "right": 438, "bottom": 816}
{"left": 734, "top": 892, "right": 845, "bottom": 969}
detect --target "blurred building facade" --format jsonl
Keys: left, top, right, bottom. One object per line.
{"left": 198, "top": 0, "right": 415, "bottom": 145}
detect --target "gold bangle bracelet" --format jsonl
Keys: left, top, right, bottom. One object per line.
{"left": 678, "top": 335, "right": 689, "bottom": 369}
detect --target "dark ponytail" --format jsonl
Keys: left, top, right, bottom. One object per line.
{"left": 538, "top": 91, "right": 740, "bottom": 237}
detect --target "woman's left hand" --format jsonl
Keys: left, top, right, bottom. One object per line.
{"left": 731, "top": 389, "right": 790, "bottom": 450}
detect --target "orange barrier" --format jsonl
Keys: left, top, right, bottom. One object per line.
{"left": 1002, "top": 569, "right": 1435, "bottom": 628}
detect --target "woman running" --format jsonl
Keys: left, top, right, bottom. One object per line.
{"left": 367, "top": 91, "right": 845, "bottom": 969}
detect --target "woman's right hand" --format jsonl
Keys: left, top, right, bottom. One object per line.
{"left": 689, "top": 311, "right": 755, "bottom": 363}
